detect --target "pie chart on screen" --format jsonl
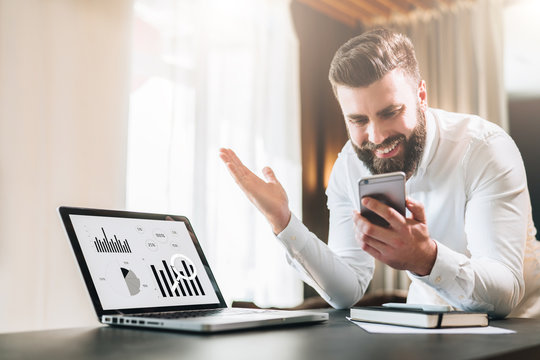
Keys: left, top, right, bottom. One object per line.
{"left": 121, "top": 267, "right": 141, "bottom": 296}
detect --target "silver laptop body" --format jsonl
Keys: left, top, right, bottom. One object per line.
{"left": 59, "top": 206, "right": 328, "bottom": 333}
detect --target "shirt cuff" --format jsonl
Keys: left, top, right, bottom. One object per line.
{"left": 275, "top": 213, "right": 309, "bottom": 256}
{"left": 409, "top": 240, "right": 463, "bottom": 292}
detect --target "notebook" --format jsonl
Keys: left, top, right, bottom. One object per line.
{"left": 350, "top": 306, "right": 488, "bottom": 329}
{"left": 58, "top": 206, "right": 328, "bottom": 333}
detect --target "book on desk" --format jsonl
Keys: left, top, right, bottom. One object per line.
{"left": 350, "top": 304, "right": 489, "bottom": 329}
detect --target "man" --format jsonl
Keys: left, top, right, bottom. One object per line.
{"left": 219, "top": 28, "right": 540, "bottom": 318}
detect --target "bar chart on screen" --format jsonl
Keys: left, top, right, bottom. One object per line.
{"left": 94, "top": 227, "right": 132, "bottom": 253}
{"left": 150, "top": 258, "right": 206, "bottom": 298}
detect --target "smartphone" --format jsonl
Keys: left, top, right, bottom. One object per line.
{"left": 358, "top": 171, "right": 406, "bottom": 227}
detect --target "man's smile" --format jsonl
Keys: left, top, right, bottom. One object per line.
{"left": 374, "top": 139, "right": 402, "bottom": 158}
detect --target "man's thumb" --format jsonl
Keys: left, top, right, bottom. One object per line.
{"left": 406, "top": 198, "right": 426, "bottom": 223}
{"left": 262, "top": 167, "right": 278, "bottom": 184}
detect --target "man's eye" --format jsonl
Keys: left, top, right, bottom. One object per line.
{"left": 382, "top": 107, "right": 404, "bottom": 119}
{"left": 349, "top": 119, "right": 367, "bottom": 126}
{"left": 382, "top": 111, "right": 398, "bottom": 118}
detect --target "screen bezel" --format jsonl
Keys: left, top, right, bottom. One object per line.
{"left": 58, "top": 206, "right": 227, "bottom": 318}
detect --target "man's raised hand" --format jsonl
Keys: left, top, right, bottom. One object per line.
{"left": 219, "top": 148, "right": 291, "bottom": 234}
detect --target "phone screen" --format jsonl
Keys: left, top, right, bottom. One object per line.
{"left": 358, "top": 172, "right": 406, "bottom": 227}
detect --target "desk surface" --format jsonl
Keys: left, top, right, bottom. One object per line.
{"left": 2, "top": 310, "right": 540, "bottom": 360}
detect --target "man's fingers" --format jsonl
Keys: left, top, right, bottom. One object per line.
{"left": 220, "top": 148, "right": 253, "bottom": 177}
{"left": 226, "top": 148, "right": 248, "bottom": 171}
{"left": 354, "top": 230, "right": 383, "bottom": 260}
{"left": 219, "top": 148, "right": 248, "bottom": 176}
{"left": 219, "top": 149, "right": 281, "bottom": 193}
{"left": 219, "top": 148, "right": 243, "bottom": 168}
{"left": 353, "top": 210, "right": 396, "bottom": 247}
{"left": 220, "top": 148, "right": 281, "bottom": 185}
{"left": 362, "top": 235, "right": 391, "bottom": 255}
{"left": 406, "top": 197, "right": 426, "bottom": 223}
{"left": 361, "top": 197, "right": 405, "bottom": 228}
{"left": 218, "top": 148, "right": 235, "bottom": 164}
{"left": 219, "top": 148, "right": 260, "bottom": 190}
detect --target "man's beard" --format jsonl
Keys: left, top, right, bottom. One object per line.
{"left": 352, "top": 107, "right": 427, "bottom": 178}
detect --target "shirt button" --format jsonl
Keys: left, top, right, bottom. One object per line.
{"left": 459, "top": 295, "right": 465, "bottom": 300}
{"left": 435, "top": 276, "right": 441, "bottom": 284}
{"left": 291, "top": 236, "right": 296, "bottom": 241}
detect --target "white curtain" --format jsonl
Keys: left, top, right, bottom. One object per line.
{"left": 0, "top": 0, "right": 132, "bottom": 332}
{"left": 379, "top": 0, "right": 507, "bottom": 130}
{"left": 367, "top": 0, "right": 507, "bottom": 294}
{"left": 127, "top": 0, "right": 303, "bottom": 308}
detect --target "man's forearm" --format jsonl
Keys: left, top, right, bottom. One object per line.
{"left": 276, "top": 213, "right": 374, "bottom": 309}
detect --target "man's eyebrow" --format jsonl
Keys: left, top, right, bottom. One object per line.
{"left": 346, "top": 104, "right": 405, "bottom": 120}
{"left": 376, "top": 104, "right": 404, "bottom": 117}
{"left": 346, "top": 113, "right": 368, "bottom": 120}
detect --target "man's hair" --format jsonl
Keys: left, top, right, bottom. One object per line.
{"left": 329, "top": 28, "right": 420, "bottom": 92}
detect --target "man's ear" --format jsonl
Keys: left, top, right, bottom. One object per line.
{"left": 418, "top": 80, "right": 428, "bottom": 112}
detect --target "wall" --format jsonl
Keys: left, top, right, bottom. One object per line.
{"left": 0, "top": 0, "right": 132, "bottom": 332}
{"left": 290, "top": 1, "right": 359, "bottom": 240}
{"left": 290, "top": 1, "right": 361, "bottom": 297}
{"left": 508, "top": 97, "right": 540, "bottom": 230}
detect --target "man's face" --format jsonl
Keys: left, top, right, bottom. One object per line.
{"left": 336, "top": 69, "right": 428, "bottom": 178}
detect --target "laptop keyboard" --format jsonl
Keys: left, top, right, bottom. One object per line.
{"left": 136, "top": 308, "right": 266, "bottom": 319}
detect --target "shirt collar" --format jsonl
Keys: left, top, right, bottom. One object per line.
{"left": 412, "top": 108, "right": 439, "bottom": 179}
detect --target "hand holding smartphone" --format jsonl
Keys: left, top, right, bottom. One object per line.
{"left": 358, "top": 172, "right": 406, "bottom": 227}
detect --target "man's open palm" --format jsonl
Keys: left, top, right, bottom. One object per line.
{"left": 219, "top": 148, "right": 291, "bottom": 233}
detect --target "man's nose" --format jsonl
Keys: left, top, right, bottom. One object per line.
{"left": 366, "top": 122, "right": 388, "bottom": 145}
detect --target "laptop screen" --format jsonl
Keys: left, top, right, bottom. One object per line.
{"left": 61, "top": 207, "right": 225, "bottom": 314}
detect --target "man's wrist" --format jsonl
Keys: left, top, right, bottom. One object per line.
{"left": 413, "top": 239, "right": 438, "bottom": 276}
{"left": 271, "top": 210, "right": 292, "bottom": 235}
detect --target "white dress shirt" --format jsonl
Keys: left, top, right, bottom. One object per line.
{"left": 277, "top": 108, "right": 540, "bottom": 318}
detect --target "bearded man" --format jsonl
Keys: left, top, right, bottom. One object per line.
{"left": 219, "top": 28, "right": 540, "bottom": 318}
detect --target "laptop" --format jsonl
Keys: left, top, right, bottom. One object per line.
{"left": 58, "top": 206, "right": 328, "bottom": 333}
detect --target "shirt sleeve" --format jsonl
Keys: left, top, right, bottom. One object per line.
{"left": 276, "top": 154, "right": 374, "bottom": 309}
{"left": 410, "top": 131, "right": 529, "bottom": 318}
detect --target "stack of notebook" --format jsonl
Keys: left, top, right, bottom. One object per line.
{"left": 350, "top": 304, "right": 488, "bottom": 329}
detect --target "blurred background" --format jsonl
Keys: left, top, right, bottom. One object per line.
{"left": 0, "top": 0, "right": 538, "bottom": 333}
